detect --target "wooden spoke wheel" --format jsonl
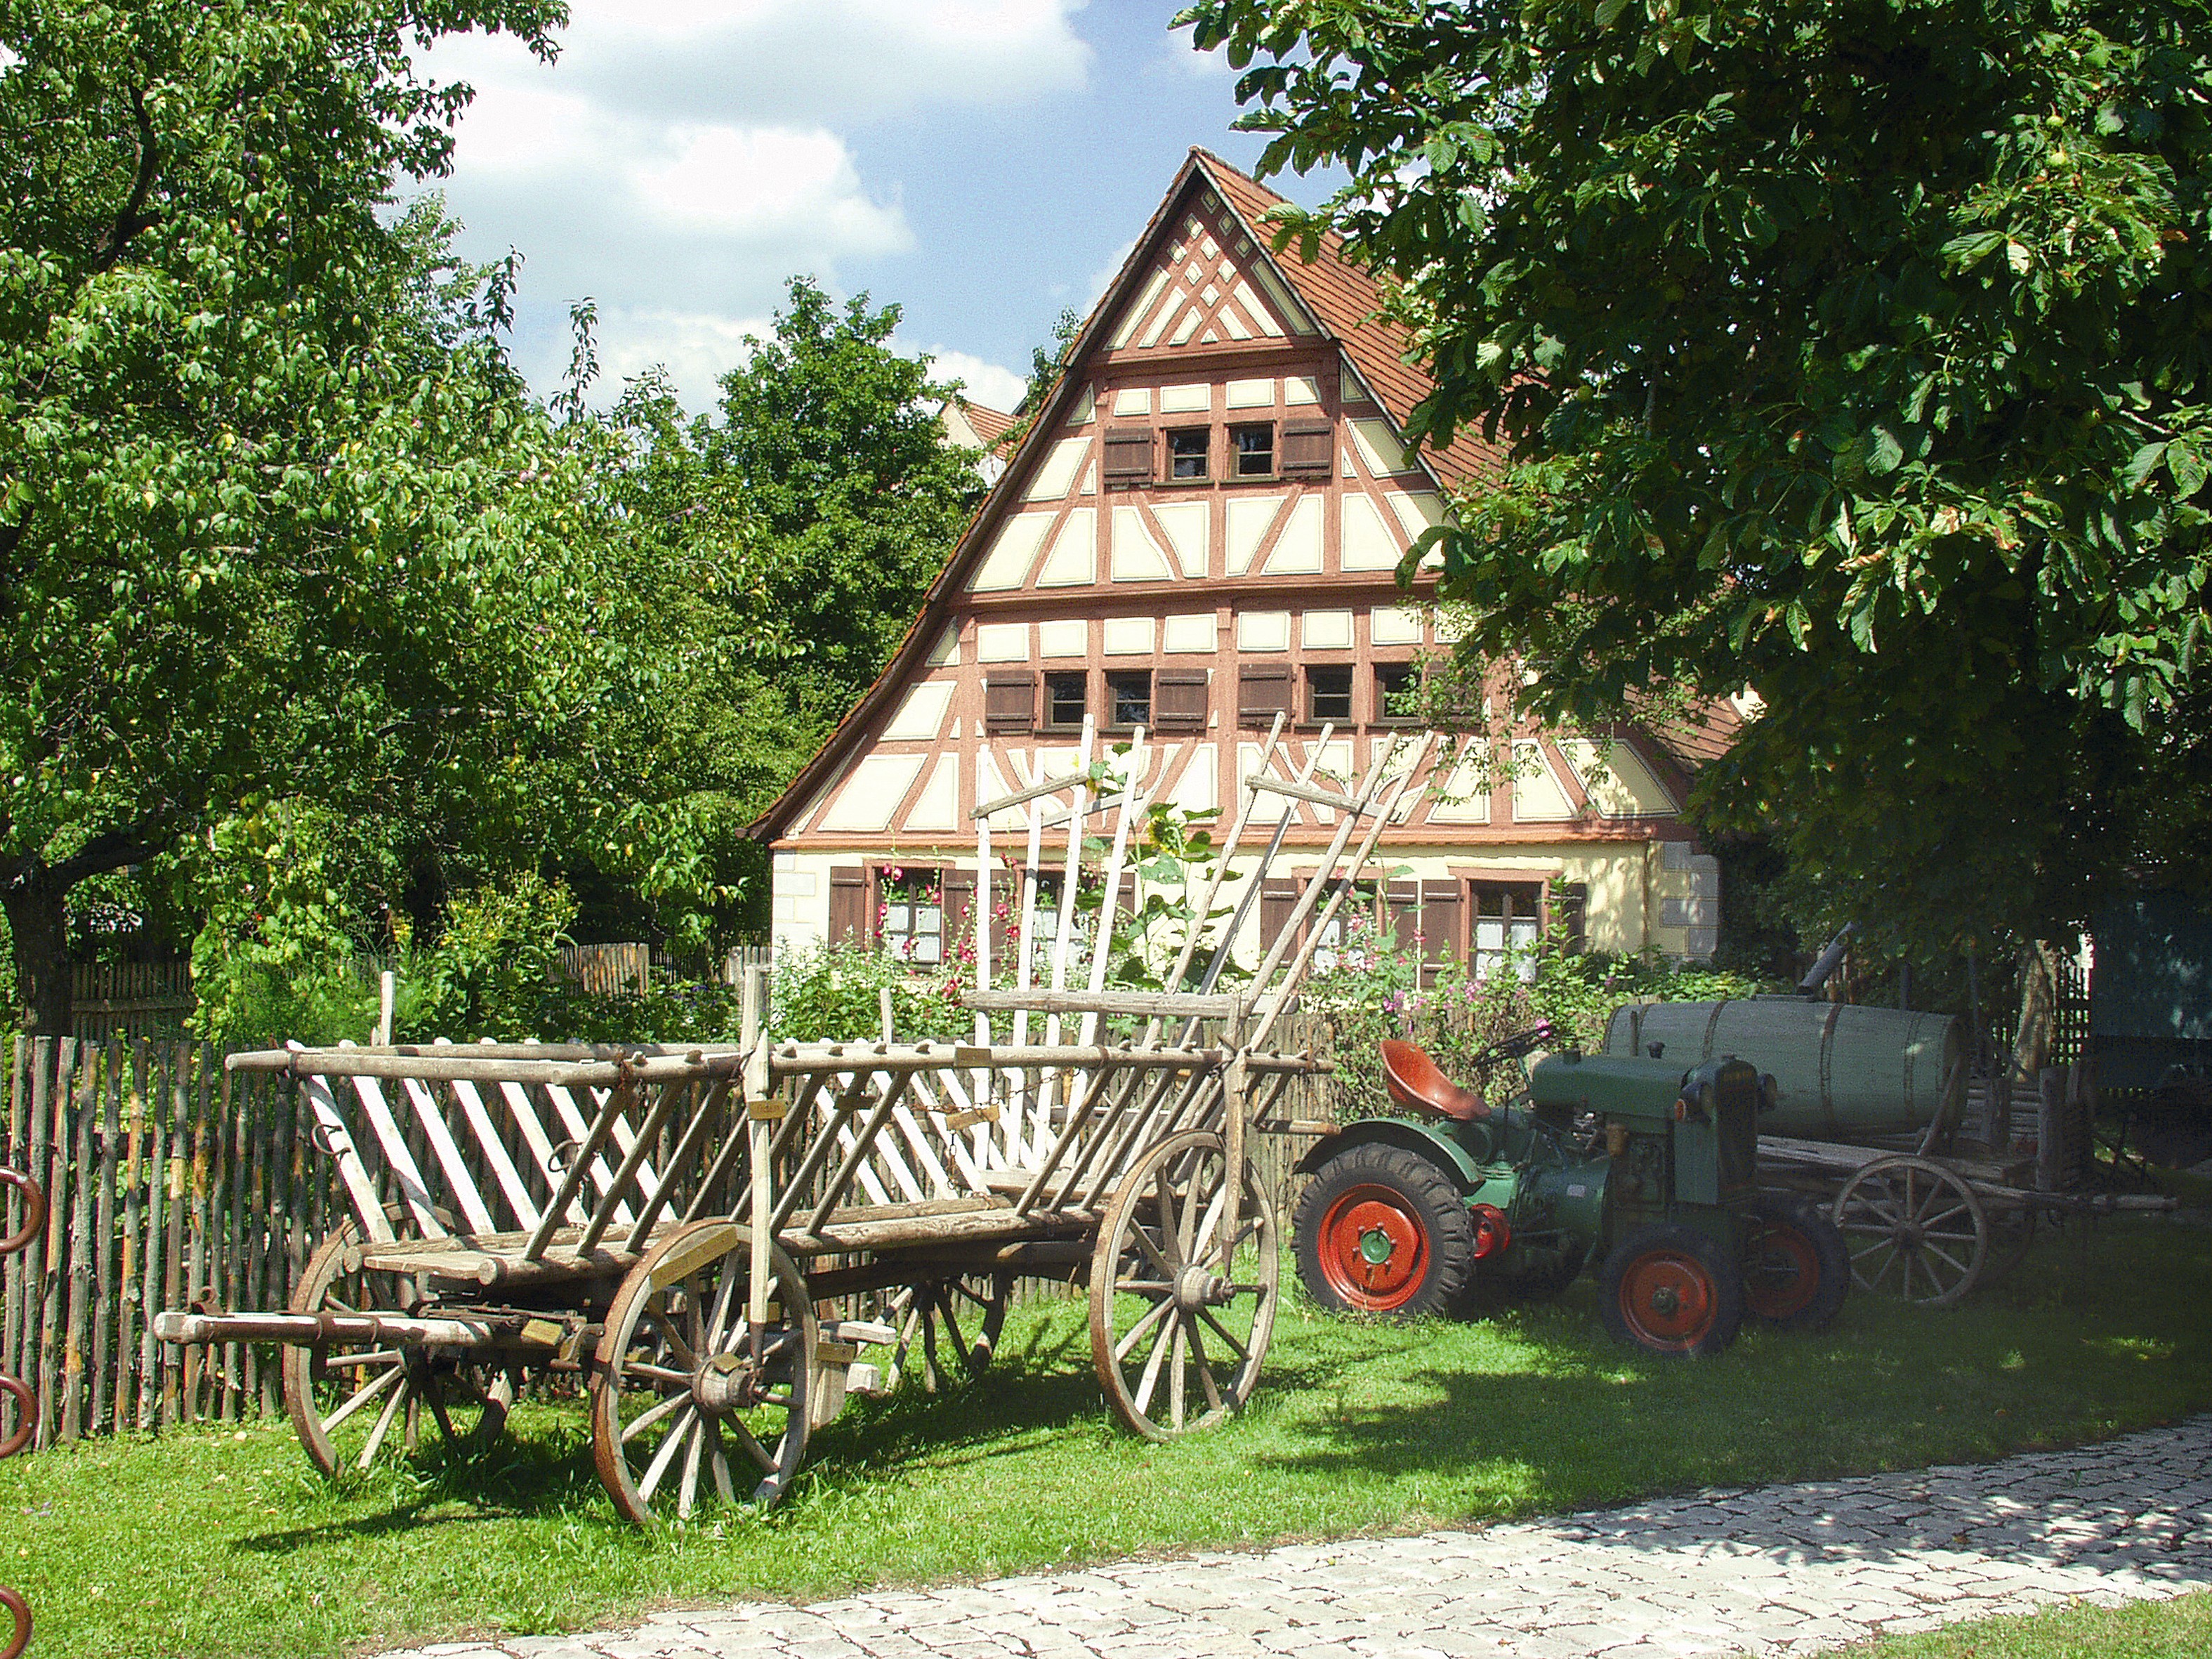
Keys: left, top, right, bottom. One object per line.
{"left": 886, "top": 1271, "right": 1013, "bottom": 1393}
{"left": 282, "top": 1218, "right": 513, "bottom": 1478}
{"left": 1598, "top": 1222, "right": 1745, "bottom": 1357}
{"left": 590, "top": 1219, "right": 815, "bottom": 1524}
{"left": 1831, "top": 1156, "right": 1989, "bottom": 1307}
{"left": 1089, "top": 1129, "right": 1279, "bottom": 1442}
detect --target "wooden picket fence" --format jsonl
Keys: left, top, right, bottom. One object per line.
{"left": 68, "top": 960, "right": 195, "bottom": 1042}
{"left": 1, "top": 1036, "right": 339, "bottom": 1449}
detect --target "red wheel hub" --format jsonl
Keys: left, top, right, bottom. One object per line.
{"left": 1743, "top": 1219, "right": 1820, "bottom": 1320}
{"left": 1617, "top": 1249, "right": 1719, "bottom": 1349}
{"left": 1317, "top": 1184, "right": 1430, "bottom": 1311}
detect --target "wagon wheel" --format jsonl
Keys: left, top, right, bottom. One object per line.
{"left": 590, "top": 1219, "right": 815, "bottom": 1523}
{"left": 1831, "top": 1156, "right": 1989, "bottom": 1306}
{"left": 1089, "top": 1129, "right": 1279, "bottom": 1442}
{"left": 282, "top": 1217, "right": 513, "bottom": 1478}
{"left": 886, "top": 1271, "right": 1013, "bottom": 1393}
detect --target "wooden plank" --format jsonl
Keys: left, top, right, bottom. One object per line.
{"left": 540, "top": 1084, "right": 636, "bottom": 1224}
{"left": 159, "top": 1046, "right": 185, "bottom": 1427}
{"left": 220, "top": 1061, "right": 246, "bottom": 1419}
{"left": 970, "top": 763, "right": 1097, "bottom": 820}
{"left": 92, "top": 1040, "right": 122, "bottom": 1431}
{"left": 3, "top": 1037, "right": 23, "bottom": 1393}
{"left": 522, "top": 1074, "right": 637, "bottom": 1261}
{"left": 345, "top": 1076, "right": 445, "bottom": 1237}
{"left": 397, "top": 1077, "right": 496, "bottom": 1234}
{"left": 63, "top": 1044, "right": 98, "bottom": 1440}
{"left": 32, "top": 1038, "right": 60, "bottom": 1447}
{"left": 447, "top": 1079, "right": 541, "bottom": 1232}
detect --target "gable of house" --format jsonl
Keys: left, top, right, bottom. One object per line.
{"left": 752, "top": 149, "right": 1723, "bottom": 967}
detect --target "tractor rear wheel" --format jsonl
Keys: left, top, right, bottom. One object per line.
{"left": 1739, "top": 1193, "right": 1849, "bottom": 1331}
{"left": 1294, "top": 1143, "right": 1473, "bottom": 1318}
{"left": 1598, "top": 1223, "right": 1744, "bottom": 1357}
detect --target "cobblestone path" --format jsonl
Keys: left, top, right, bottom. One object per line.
{"left": 386, "top": 1417, "right": 2212, "bottom": 1659}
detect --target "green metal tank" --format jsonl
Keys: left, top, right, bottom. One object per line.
{"left": 1603, "top": 998, "right": 1960, "bottom": 1139}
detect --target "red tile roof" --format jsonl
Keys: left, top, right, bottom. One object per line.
{"left": 1194, "top": 152, "right": 1508, "bottom": 491}
{"left": 954, "top": 397, "right": 1018, "bottom": 455}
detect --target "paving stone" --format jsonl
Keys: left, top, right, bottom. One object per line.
{"left": 363, "top": 1418, "right": 2211, "bottom": 1659}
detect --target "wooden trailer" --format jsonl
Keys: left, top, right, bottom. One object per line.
{"left": 157, "top": 716, "right": 1441, "bottom": 1521}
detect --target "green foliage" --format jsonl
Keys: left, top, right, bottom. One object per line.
{"left": 1182, "top": 0, "right": 2212, "bottom": 960}
{"left": 399, "top": 874, "right": 575, "bottom": 1041}
{"left": 1300, "top": 914, "right": 1768, "bottom": 1113}
{"left": 0, "top": 0, "right": 739, "bottom": 1032}
{"left": 768, "top": 936, "right": 971, "bottom": 1045}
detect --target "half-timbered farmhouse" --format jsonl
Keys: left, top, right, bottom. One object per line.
{"left": 750, "top": 150, "right": 1727, "bottom": 976}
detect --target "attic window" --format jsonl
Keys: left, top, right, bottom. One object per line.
{"left": 1231, "top": 424, "right": 1274, "bottom": 478}
{"left": 1107, "top": 671, "right": 1152, "bottom": 728}
{"left": 1045, "top": 671, "right": 1088, "bottom": 729}
{"left": 1167, "top": 428, "right": 1209, "bottom": 480}
{"left": 1307, "top": 665, "right": 1353, "bottom": 725}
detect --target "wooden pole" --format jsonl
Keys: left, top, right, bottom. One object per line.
{"left": 30, "top": 1038, "right": 59, "bottom": 1448}
{"left": 118, "top": 1041, "right": 146, "bottom": 1434}
{"left": 63, "top": 1044, "right": 98, "bottom": 1441}
{"left": 91, "top": 1039, "right": 122, "bottom": 1432}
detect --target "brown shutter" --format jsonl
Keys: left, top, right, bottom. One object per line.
{"left": 983, "top": 671, "right": 1036, "bottom": 733}
{"left": 1420, "top": 880, "right": 1464, "bottom": 982}
{"left": 1260, "top": 878, "right": 1298, "bottom": 960}
{"left": 942, "top": 869, "right": 977, "bottom": 967}
{"left": 828, "top": 866, "right": 870, "bottom": 947}
{"left": 1237, "top": 662, "right": 1293, "bottom": 725}
{"left": 1280, "top": 421, "right": 1334, "bottom": 476}
{"left": 1102, "top": 427, "right": 1152, "bottom": 482}
{"left": 1153, "top": 668, "right": 1208, "bottom": 730}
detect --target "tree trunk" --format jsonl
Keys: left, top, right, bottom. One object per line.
{"left": 2, "top": 872, "right": 74, "bottom": 1035}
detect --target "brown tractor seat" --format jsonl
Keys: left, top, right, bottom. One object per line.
{"left": 1379, "top": 1040, "right": 1491, "bottom": 1122}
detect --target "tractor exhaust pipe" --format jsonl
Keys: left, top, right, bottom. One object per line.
{"left": 1798, "top": 922, "right": 1856, "bottom": 999}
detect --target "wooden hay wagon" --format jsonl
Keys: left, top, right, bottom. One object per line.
{"left": 158, "top": 716, "right": 1440, "bottom": 1521}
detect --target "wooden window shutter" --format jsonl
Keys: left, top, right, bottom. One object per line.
{"left": 1237, "top": 662, "right": 1293, "bottom": 725}
{"left": 1420, "top": 880, "right": 1464, "bottom": 975}
{"left": 942, "top": 869, "right": 977, "bottom": 963}
{"left": 1153, "top": 669, "right": 1208, "bottom": 730}
{"left": 828, "top": 866, "right": 870, "bottom": 946}
{"left": 1280, "top": 421, "right": 1334, "bottom": 476}
{"left": 1102, "top": 427, "right": 1153, "bottom": 482}
{"left": 983, "top": 671, "right": 1036, "bottom": 733}
{"left": 1260, "top": 878, "right": 1299, "bottom": 957}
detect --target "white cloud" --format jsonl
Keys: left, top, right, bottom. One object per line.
{"left": 926, "top": 350, "right": 1027, "bottom": 414}
{"left": 414, "top": 1, "right": 1091, "bottom": 410}
{"left": 1085, "top": 237, "right": 1138, "bottom": 306}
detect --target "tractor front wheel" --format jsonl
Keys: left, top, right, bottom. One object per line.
{"left": 1294, "top": 1143, "right": 1474, "bottom": 1318}
{"left": 1739, "top": 1193, "right": 1850, "bottom": 1331}
{"left": 1598, "top": 1223, "right": 1744, "bottom": 1357}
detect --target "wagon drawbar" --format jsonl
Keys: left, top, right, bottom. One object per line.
{"left": 157, "top": 714, "right": 1442, "bottom": 1521}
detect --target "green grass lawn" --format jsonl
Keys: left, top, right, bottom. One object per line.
{"left": 1833, "top": 1591, "right": 2212, "bottom": 1658}
{"left": 6, "top": 1217, "right": 2210, "bottom": 1659}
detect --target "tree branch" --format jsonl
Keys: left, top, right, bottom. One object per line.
{"left": 89, "top": 84, "right": 160, "bottom": 274}
{"left": 45, "top": 818, "right": 180, "bottom": 890}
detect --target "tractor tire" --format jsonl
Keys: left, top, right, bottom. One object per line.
{"left": 1294, "top": 1143, "right": 1475, "bottom": 1318}
{"left": 1739, "top": 1192, "right": 1850, "bottom": 1332}
{"left": 1598, "top": 1222, "right": 1744, "bottom": 1358}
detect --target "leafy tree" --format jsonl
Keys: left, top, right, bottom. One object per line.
{"left": 1183, "top": 0, "right": 2212, "bottom": 962}
{"left": 702, "top": 277, "right": 981, "bottom": 718}
{"left": 0, "top": 0, "right": 730, "bottom": 1032}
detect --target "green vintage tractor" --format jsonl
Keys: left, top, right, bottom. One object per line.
{"left": 1291, "top": 1026, "right": 1848, "bottom": 1355}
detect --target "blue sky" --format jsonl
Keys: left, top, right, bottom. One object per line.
{"left": 415, "top": 3, "right": 1330, "bottom": 415}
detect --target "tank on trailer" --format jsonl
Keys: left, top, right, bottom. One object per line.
{"left": 1605, "top": 998, "right": 1961, "bottom": 1139}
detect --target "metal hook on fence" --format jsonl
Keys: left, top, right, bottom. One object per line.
{"left": 0, "top": 1168, "right": 44, "bottom": 1260}
{"left": 547, "top": 1139, "right": 579, "bottom": 1177}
